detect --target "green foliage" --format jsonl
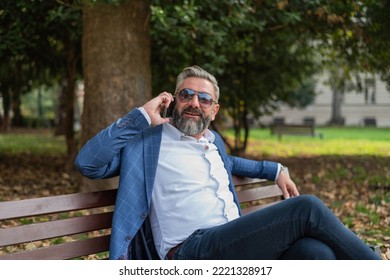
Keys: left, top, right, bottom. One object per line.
{"left": 21, "top": 85, "right": 59, "bottom": 121}
{"left": 0, "top": 1, "right": 81, "bottom": 80}
{"left": 361, "top": 0, "right": 390, "bottom": 86}
{"left": 151, "top": 0, "right": 369, "bottom": 153}
{"left": 84, "top": 0, "right": 127, "bottom": 5}
{"left": 148, "top": 0, "right": 390, "bottom": 154}
{"left": 0, "top": 0, "right": 82, "bottom": 129}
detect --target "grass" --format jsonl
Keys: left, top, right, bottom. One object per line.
{"left": 1, "top": 126, "right": 389, "bottom": 156}
{"left": 0, "top": 129, "right": 66, "bottom": 155}
{"left": 223, "top": 126, "right": 390, "bottom": 157}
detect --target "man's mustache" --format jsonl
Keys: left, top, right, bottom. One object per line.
{"left": 182, "top": 107, "right": 204, "bottom": 117}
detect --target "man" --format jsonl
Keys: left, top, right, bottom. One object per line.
{"left": 75, "top": 65, "right": 380, "bottom": 260}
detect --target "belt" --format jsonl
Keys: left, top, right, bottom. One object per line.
{"left": 166, "top": 243, "right": 182, "bottom": 260}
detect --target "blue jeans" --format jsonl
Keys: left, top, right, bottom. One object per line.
{"left": 172, "top": 195, "right": 381, "bottom": 260}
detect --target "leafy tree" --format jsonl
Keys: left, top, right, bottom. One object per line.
{"left": 313, "top": 0, "right": 390, "bottom": 125}
{"left": 150, "top": 0, "right": 390, "bottom": 153}
{"left": 2, "top": 0, "right": 390, "bottom": 158}
{"left": 0, "top": 0, "right": 82, "bottom": 166}
{"left": 360, "top": 0, "right": 390, "bottom": 86}
{"left": 150, "top": 0, "right": 332, "bottom": 154}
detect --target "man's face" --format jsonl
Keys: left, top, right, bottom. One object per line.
{"left": 172, "top": 77, "right": 220, "bottom": 138}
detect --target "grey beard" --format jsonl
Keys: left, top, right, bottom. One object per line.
{"left": 172, "top": 108, "right": 212, "bottom": 136}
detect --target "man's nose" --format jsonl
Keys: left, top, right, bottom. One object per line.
{"left": 188, "top": 94, "right": 201, "bottom": 107}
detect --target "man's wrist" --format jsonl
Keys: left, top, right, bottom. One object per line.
{"left": 275, "top": 164, "right": 287, "bottom": 180}
{"left": 137, "top": 107, "right": 151, "bottom": 125}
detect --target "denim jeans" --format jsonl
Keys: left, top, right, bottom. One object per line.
{"left": 172, "top": 195, "right": 381, "bottom": 260}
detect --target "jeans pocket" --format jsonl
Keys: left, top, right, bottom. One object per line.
{"left": 175, "top": 229, "right": 204, "bottom": 260}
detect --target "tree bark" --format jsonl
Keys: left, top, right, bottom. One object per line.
{"left": 64, "top": 30, "right": 77, "bottom": 171}
{"left": 11, "top": 86, "right": 23, "bottom": 127}
{"left": 329, "top": 87, "right": 344, "bottom": 125}
{"left": 80, "top": 0, "right": 152, "bottom": 191}
{"left": 1, "top": 90, "right": 11, "bottom": 131}
{"left": 54, "top": 81, "right": 67, "bottom": 136}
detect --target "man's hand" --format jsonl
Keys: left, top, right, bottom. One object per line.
{"left": 276, "top": 170, "right": 299, "bottom": 199}
{"left": 142, "top": 92, "right": 174, "bottom": 126}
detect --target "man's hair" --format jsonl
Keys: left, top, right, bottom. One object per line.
{"left": 175, "top": 65, "right": 220, "bottom": 102}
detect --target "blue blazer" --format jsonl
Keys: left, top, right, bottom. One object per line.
{"left": 74, "top": 109, "right": 278, "bottom": 260}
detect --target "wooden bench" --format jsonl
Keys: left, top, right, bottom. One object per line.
{"left": 270, "top": 124, "right": 323, "bottom": 140}
{"left": 0, "top": 177, "right": 284, "bottom": 260}
{"left": 0, "top": 177, "right": 380, "bottom": 259}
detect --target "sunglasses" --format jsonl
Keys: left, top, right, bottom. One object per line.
{"left": 176, "top": 88, "right": 217, "bottom": 108}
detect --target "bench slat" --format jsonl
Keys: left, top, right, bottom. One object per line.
{"left": 232, "top": 176, "right": 267, "bottom": 186}
{"left": 0, "top": 235, "right": 111, "bottom": 260}
{"left": 237, "top": 185, "right": 283, "bottom": 203}
{"left": 241, "top": 201, "right": 281, "bottom": 215}
{"left": 0, "top": 212, "right": 113, "bottom": 246}
{"left": 0, "top": 189, "right": 117, "bottom": 220}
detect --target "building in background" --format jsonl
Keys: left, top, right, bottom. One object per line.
{"left": 259, "top": 75, "right": 390, "bottom": 127}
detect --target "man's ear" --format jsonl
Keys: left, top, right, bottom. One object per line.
{"left": 211, "top": 104, "right": 220, "bottom": 121}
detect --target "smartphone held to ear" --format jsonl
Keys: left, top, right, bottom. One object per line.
{"left": 161, "top": 98, "right": 175, "bottom": 118}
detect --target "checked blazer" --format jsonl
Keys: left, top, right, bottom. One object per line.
{"left": 75, "top": 109, "right": 278, "bottom": 260}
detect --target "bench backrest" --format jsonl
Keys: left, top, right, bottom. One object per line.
{"left": 0, "top": 177, "right": 282, "bottom": 260}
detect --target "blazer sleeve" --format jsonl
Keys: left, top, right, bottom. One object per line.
{"left": 212, "top": 131, "right": 279, "bottom": 181}
{"left": 74, "top": 109, "right": 150, "bottom": 179}
{"left": 229, "top": 155, "right": 279, "bottom": 181}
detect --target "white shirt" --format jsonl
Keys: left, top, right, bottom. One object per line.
{"left": 149, "top": 123, "right": 240, "bottom": 259}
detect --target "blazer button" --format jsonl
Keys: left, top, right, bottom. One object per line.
{"left": 125, "top": 235, "right": 132, "bottom": 242}
{"left": 141, "top": 213, "right": 147, "bottom": 219}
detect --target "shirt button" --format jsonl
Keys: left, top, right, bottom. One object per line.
{"left": 205, "top": 145, "right": 209, "bottom": 150}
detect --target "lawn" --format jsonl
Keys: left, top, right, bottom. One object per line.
{"left": 1, "top": 126, "right": 389, "bottom": 156}
{"left": 0, "top": 128, "right": 66, "bottom": 155}
{"left": 223, "top": 126, "right": 390, "bottom": 157}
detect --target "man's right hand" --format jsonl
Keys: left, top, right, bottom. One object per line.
{"left": 142, "top": 92, "right": 174, "bottom": 126}
{"left": 276, "top": 171, "right": 299, "bottom": 199}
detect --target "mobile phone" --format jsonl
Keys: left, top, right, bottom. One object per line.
{"left": 161, "top": 98, "right": 175, "bottom": 118}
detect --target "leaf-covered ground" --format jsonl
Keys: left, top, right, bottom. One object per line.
{"left": 0, "top": 153, "right": 389, "bottom": 259}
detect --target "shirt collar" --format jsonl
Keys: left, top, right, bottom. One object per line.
{"left": 163, "top": 122, "right": 215, "bottom": 143}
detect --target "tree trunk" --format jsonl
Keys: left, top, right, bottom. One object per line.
{"left": 80, "top": 0, "right": 152, "bottom": 191}
{"left": 54, "top": 81, "right": 66, "bottom": 136}
{"left": 64, "top": 30, "right": 77, "bottom": 171}
{"left": 11, "top": 87, "right": 23, "bottom": 127}
{"left": 1, "top": 90, "right": 11, "bottom": 131}
{"left": 329, "top": 87, "right": 344, "bottom": 125}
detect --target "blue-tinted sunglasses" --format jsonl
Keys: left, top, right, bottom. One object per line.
{"left": 176, "top": 88, "right": 217, "bottom": 108}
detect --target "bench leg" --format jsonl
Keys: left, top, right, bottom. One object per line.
{"left": 369, "top": 245, "right": 382, "bottom": 258}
